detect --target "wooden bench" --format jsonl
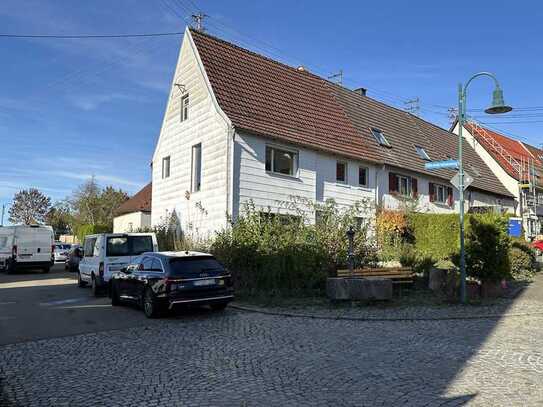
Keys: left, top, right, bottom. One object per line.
{"left": 336, "top": 267, "right": 414, "bottom": 286}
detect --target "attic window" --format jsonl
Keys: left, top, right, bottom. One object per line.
{"left": 370, "top": 128, "right": 391, "bottom": 147}
{"left": 415, "top": 145, "right": 431, "bottom": 161}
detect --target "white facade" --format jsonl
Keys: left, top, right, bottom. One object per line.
{"left": 151, "top": 29, "right": 515, "bottom": 238}
{"left": 151, "top": 29, "right": 233, "bottom": 239}
{"left": 113, "top": 212, "right": 151, "bottom": 233}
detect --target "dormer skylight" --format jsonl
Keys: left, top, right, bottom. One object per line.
{"left": 370, "top": 127, "right": 391, "bottom": 147}
{"left": 415, "top": 145, "right": 431, "bottom": 161}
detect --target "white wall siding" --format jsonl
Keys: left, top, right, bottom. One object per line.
{"left": 234, "top": 132, "right": 377, "bottom": 221}
{"left": 113, "top": 212, "right": 151, "bottom": 233}
{"left": 151, "top": 30, "right": 230, "bottom": 238}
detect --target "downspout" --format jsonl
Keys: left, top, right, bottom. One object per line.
{"left": 225, "top": 124, "right": 235, "bottom": 225}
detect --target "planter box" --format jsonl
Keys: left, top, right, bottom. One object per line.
{"left": 326, "top": 277, "right": 392, "bottom": 302}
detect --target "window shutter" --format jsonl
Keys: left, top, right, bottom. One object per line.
{"left": 389, "top": 173, "right": 398, "bottom": 192}
{"left": 447, "top": 187, "right": 454, "bottom": 207}
{"left": 411, "top": 177, "right": 418, "bottom": 197}
{"left": 429, "top": 183, "right": 435, "bottom": 202}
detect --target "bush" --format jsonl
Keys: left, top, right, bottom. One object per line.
{"left": 510, "top": 240, "right": 537, "bottom": 281}
{"left": 407, "top": 213, "right": 459, "bottom": 261}
{"left": 75, "top": 223, "right": 109, "bottom": 243}
{"left": 211, "top": 199, "right": 376, "bottom": 296}
{"left": 460, "top": 213, "right": 511, "bottom": 282}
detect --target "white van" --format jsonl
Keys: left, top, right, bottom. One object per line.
{"left": 78, "top": 233, "right": 158, "bottom": 296}
{"left": 3, "top": 225, "right": 54, "bottom": 273}
{"left": 0, "top": 227, "right": 15, "bottom": 270}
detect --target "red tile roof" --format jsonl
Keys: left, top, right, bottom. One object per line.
{"left": 465, "top": 123, "right": 542, "bottom": 188}
{"left": 189, "top": 29, "right": 513, "bottom": 198}
{"left": 115, "top": 183, "right": 152, "bottom": 215}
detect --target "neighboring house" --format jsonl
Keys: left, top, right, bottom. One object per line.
{"left": 453, "top": 120, "right": 543, "bottom": 238}
{"left": 113, "top": 183, "right": 152, "bottom": 233}
{"left": 151, "top": 28, "right": 515, "bottom": 238}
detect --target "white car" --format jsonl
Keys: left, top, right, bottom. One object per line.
{"left": 78, "top": 233, "right": 158, "bottom": 296}
{"left": 3, "top": 225, "right": 54, "bottom": 273}
{"left": 0, "top": 227, "right": 15, "bottom": 271}
{"left": 54, "top": 243, "right": 72, "bottom": 263}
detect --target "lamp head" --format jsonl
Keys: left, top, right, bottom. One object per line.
{"left": 485, "top": 87, "right": 512, "bottom": 114}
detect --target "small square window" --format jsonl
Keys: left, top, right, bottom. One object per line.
{"left": 336, "top": 161, "right": 347, "bottom": 183}
{"left": 370, "top": 127, "right": 391, "bottom": 147}
{"left": 415, "top": 145, "right": 431, "bottom": 161}
{"left": 358, "top": 166, "right": 368, "bottom": 186}
{"left": 162, "top": 156, "right": 170, "bottom": 179}
{"left": 265, "top": 146, "right": 298, "bottom": 176}
{"left": 181, "top": 94, "right": 189, "bottom": 122}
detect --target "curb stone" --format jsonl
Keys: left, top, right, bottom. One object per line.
{"left": 229, "top": 303, "right": 543, "bottom": 322}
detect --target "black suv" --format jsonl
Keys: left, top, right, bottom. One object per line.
{"left": 109, "top": 251, "right": 234, "bottom": 318}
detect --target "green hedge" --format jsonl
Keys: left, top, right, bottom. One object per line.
{"left": 75, "top": 223, "right": 110, "bottom": 243}
{"left": 407, "top": 213, "right": 460, "bottom": 261}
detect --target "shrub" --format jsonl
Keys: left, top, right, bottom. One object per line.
{"left": 460, "top": 213, "right": 511, "bottom": 282}
{"left": 407, "top": 213, "right": 459, "bottom": 261}
{"left": 75, "top": 223, "right": 110, "bottom": 243}
{"left": 510, "top": 240, "right": 537, "bottom": 281}
{"left": 211, "top": 199, "right": 377, "bottom": 295}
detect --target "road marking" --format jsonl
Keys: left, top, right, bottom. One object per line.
{"left": 56, "top": 304, "right": 112, "bottom": 309}
{"left": 0, "top": 301, "right": 16, "bottom": 305}
{"left": 0, "top": 278, "right": 76, "bottom": 289}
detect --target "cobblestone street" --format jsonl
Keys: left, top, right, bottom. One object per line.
{"left": 1, "top": 268, "right": 543, "bottom": 406}
{"left": 1, "top": 304, "right": 543, "bottom": 406}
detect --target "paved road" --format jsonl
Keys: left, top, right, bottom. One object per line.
{"left": 1, "top": 267, "right": 543, "bottom": 406}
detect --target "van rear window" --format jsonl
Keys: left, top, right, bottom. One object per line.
{"left": 106, "top": 236, "right": 153, "bottom": 257}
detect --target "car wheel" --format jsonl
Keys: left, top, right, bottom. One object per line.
{"left": 142, "top": 287, "right": 162, "bottom": 318}
{"left": 210, "top": 302, "right": 228, "bottom": 311}
{"left": 111, "top": 282, "right": 121, "bottom": 306}
{"left": 91, "top": 275, "right": 101, "bottom": 297}
{"left": 77, "top": 271, "right": 87, "bottom": 288}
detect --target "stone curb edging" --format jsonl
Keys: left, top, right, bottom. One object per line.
{"left": 229, "top": 303, "right": 543, "bottom": 322}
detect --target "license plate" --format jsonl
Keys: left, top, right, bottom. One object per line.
{"left": 193, "top": 279, "right": 216, "bottom": 287}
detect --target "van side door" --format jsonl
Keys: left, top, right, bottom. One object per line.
{"left": 79, "top": 237, "right": 97, "bottom": 280}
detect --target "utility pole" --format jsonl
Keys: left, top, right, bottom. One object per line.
{"left": 192, "top": 12, "right": 208, "bottom": 32}
{"left": 404, "top": 97, "right": 420, "bottom": 116}
{"left": 327, "top": 70, "right": 343, "bottom": 85}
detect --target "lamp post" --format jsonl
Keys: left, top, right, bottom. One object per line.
{"left": 457, "top": 72, "right": 512, "bottom": 303}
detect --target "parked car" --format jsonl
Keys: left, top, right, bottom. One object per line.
{"left": 65, "top": 245, "right": 82, "bottom": 272}
{"left": 0, "top": 227, "right": 15, "bottom": 271}
{"left": 532, "top": 240, "right": 543, "bottom": 252}
{"left": 3, "top": 225, "right": 54, "bottom": 273}
{"left": 54, "top": 243, "right": 72, "bottom": 263}
{"left": 78, "top": 233, "right": 158, "bottom": 296}
{"left": 109, "top": 251, "right": 234, "bottom": 318}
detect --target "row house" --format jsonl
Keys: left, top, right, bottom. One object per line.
{"left": 151, "top": 28, "right": 515, "bottom": 237}
{"left": 454, "top": 121, "right": 543, "bottom": 238}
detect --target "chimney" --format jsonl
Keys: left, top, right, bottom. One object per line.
{"left": 354, "top": 87, "right": 367, "bottom": 96}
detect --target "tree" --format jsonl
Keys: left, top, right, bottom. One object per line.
{"left": 8, "top": 188, "right": 51, "bottom": 225}
{"left": 46, "top": 200, "right": 74, "bottom": 236}
{"left": 70, "top": 177, "right": 129, "bottom": 230}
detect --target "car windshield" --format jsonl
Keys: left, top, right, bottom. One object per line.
{"left": 168, "top": 256, "right": 224, "bottom": 277}
{"left": 106, "top": 235, "right": 153, "bottom": 257}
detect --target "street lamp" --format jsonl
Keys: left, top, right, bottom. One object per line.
{"left": 457, "top": 72, "right": 512, "bottom": 303}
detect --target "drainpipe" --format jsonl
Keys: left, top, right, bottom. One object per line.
{"left": 225, "top": 124, "right": 235, "bottom": 225}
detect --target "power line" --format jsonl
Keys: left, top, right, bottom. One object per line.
{"left": 0, "top": 31, "right": 184, "bottom": 39}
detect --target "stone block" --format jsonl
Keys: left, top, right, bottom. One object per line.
{"left": 349, "top": 277, "right": 393, "bottom": 301}
{"left": 428, "top": 268, "right": 447, "bottom": 292}
{"left": 326, "top": 277, "right": 350, "bottom": 301}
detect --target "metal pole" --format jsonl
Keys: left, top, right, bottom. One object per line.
{"left": 347, "top": 226, "right": 355, "bottom": 277}
{"left": 458, "top": 84, "right": 466, "bottom": 304}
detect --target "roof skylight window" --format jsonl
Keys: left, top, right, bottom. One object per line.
{"left": 370, "top": 127, "right": 391, "bottom": 147}
{"left": 415, "top": 145, "right": 431, "bottom": 161}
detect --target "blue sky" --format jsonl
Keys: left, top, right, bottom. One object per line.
{"left": 1, "top": 0, "right": 542, "bottom": 219}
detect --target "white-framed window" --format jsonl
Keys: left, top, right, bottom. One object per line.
{"left": 415, "top": 145, "right": 431, "bottom": 161}
{"left": 162, "top": 156, "right": 170, "bottom": 179}
{"left": 265, "top": 145, "right": 298, "bottom": 176}
{"left": 181, "top": 94, "right": 189, "bottom": 122}
{"left": 429, "top": 182, "right": 453, "bottom": 206}
{"left": 358, "top": 166, "right": 368, "bottom": 186}
{"left": 191, "top": 143, "right": 202, "bottom": 192}
{"left": 336, "top": 161, "right": 347, "bottom": 183}
{"left": 389, "top": 172, "right": 417, "bottom": 197}
{"left": 398, "top": 175, "right": 411, "bottom": 196}
{"left": 370, "top": 127, "right": 391, "bottom": 147}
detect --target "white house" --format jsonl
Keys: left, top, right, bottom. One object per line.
{"left": 453, "top": 120, "right": 543, "bottom": 238}
{"left": 113, "top": 183, "right": 152, "bottom": 233}
{"left": 151, "top": 28, "right": 515, "bottom": 238}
